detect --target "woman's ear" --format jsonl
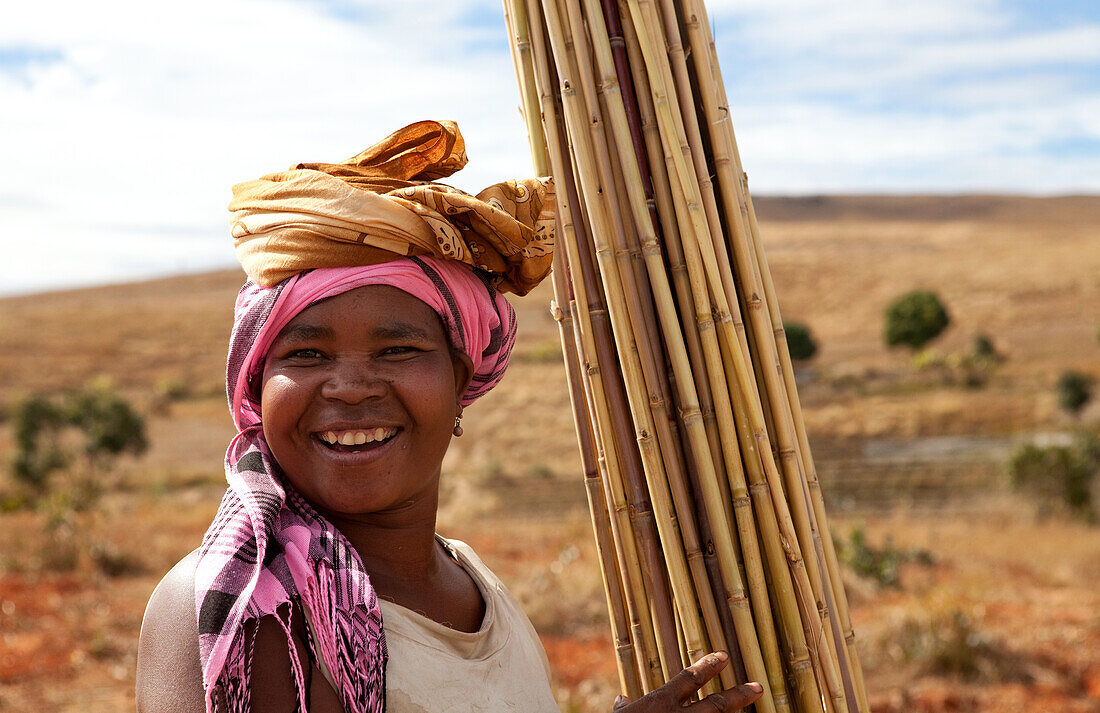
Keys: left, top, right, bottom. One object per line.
{"left": 451, "top": 350, "right": 475, "bottom": 403}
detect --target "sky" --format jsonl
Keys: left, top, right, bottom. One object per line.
{"left": 1, "top": 0, "right": 1097, "bottom": 296}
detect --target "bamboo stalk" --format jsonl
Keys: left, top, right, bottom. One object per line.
{"left": 504, "top": 1, "right": 868, "bottom": 709}
{"left": 576, "top": 2, "right": 805, "bottom": 707}
{"left": 614, "top": 4, "right": 830, "bottom": 710}
{"left": 670, "top": 6, "right": 866, "bottom": 711}
{"left": 506, "top": 6, "right": 645, "bottom": 697}
{"left": 516, "top": 0, "right": 676, "bottom": 687}
{"left": 626, "top": 3, "right": 843, "bottom": 700}
{"left": 679, "top": 10, "right": 869, "bottom": 707}
{"left": 540, "top": 0, "right": 713, "bottom": 680}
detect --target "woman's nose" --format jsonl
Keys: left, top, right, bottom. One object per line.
{"left": 319, "top": 361, "right": 386, "bottom": 403}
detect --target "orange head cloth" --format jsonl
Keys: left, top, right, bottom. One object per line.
{"left": 228, "top": 120, "right": 555, "bottom": 296}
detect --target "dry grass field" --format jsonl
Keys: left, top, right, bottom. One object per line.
{"left": 0, "top": 195, "right": 1098, "bottom": 712}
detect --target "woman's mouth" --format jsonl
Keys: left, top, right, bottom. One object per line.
{"left": 315, "top": 427, "right": 399, "bottom": 453}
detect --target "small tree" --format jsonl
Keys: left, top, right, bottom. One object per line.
{"left": 11, "top": 394, "right": 69, "bottom": 490}
{"left": 884, "top": 291, "right": 950, "bottom": 349}
{"left": 65, "top": 386, "right": 147, "bottom": 468}
{"left": 9, "top": 384, "right": 147, "bottom": 495}
{"left": 1009, "top": 433, "right": 1099, "bottom": 521}
{"left": 783, "top": 321, "right": 818, "bottom": 361}
{"left": 1056, "top": 371, "right": 1094, "bottom": 416}
{"left": 972, "top": 334, "right": 997, "bottom": 360}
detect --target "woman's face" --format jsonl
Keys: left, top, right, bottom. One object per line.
{"left": 259, "top": 285, "right": 473, "bottom": 518}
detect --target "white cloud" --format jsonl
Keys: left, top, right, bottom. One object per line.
{"left": 1, "top": 0, "right": 1097, "bottom": 293}
{"left": 0, "top": 0, "right": 537, "bottom": 293}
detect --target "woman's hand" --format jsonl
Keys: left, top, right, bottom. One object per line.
{"left": 612, "top": 651, "right": 764, "bottom": 713}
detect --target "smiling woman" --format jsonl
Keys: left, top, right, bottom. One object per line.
{"left": 259, "top": 285, "right": 471, "bottom": 519}
{"left": 133, "top": 120, "right": 762, "bottom": 713}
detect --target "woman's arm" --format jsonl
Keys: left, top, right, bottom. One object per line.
{"left": 136, "top": 550, "right": 206, "bottom": 713}
{"left": 135, "top": 550, "right": 344, "bottom": 713}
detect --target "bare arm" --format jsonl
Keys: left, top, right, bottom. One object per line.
{"left": 136, "top": 550, "right": 206, "bottom": 713}
{"left": 135, "top": 550, "right": 343, "bottom": 713}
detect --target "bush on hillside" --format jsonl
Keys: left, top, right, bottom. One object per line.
{"left": 884, "top": 291, "right": 950, "bottom": 349}
{"left": 783, "top": 321, "right": 818, "bottom": 361}
{"left": 1009, "top": 433, "right": 1099, "bottom": 522}
{"left": 11, "top": 394, "right": 69, "bottom": 490}
{"left": 9, "top": 383, "right": 147, "bottom": 495}
{"left": 1056, "top": 370, "right": 1094, "bottom": 416}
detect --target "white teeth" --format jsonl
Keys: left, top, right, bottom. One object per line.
{"left": 322, "top": 428, "right": 395, "bottom": 447}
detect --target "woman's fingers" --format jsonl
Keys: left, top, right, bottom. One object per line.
{"left": 610, "top": 653, "right": 765, "bottom": 713}
{"left": 663, "top": 651, "right": 731, "bottom": 701}
{"left": 686, "top": 683, "right": 765, "bottom": 713}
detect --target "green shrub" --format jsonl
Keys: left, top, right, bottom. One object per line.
{"left": 972, "top": 334, "right": 998, "bottom": 359}
{"left": 884, "top": 291, "right": 950, "bottom": 349}
{"left": 783, "top": 321, "right": 818, "bottom": 361}
{"left": 11, "top": 394, "right": 69, "bottom": 489}
{"left": 1056, "top": 370, "right": 1094, "bottom": 416}
{"left": 9, "top": 384, "right": 147, "bottom": 494}
{"left": 834, "top": 526, "right": 934, "bottom": 587}
{"left": 64, "top": 385, "right": 147, "bottom": 466}
{"left": 897, "top": 609, "right": 1014, "bottom": 681}
{"left": 1009, "top": 433, "right": 1099, "bottom": 521}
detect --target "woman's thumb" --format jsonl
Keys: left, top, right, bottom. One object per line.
{"left": 613, "top": 694, "right": 630, "bottom": 710}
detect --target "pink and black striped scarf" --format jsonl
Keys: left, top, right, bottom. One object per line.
{"left": 195, "top": 257, "right": 518, "bottom": 713}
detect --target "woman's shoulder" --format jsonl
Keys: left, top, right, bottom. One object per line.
{"left": 136, "top": 549, "right": 206, "bottom": 713}
{"left": 440, "top": 538, "right": 493, "bottom": 577}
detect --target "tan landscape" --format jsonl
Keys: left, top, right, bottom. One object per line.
{"left": 0, "top": 194, "right": 1098, "bottom": 712}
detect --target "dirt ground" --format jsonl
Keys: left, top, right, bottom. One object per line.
{"left": 0, "top": 195, "right": 1098, "bottom": 712}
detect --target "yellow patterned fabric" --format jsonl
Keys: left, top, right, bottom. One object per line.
{"left": 229, "top": 120, "right": 555, "bottom": 295}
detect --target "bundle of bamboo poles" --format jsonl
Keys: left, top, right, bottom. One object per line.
{"left": 501, "top": 1, "right": 870, "bottom": 712}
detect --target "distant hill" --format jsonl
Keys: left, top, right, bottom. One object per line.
{"left": 752, "top": 194, "right": 1100, "bottom": 222}
{"left": 3, "top": 194, "right": 1097, "bottom": 409}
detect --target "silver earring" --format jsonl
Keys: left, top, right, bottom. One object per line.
{"left": 453, "top": 414, "right": 464, "bottom": 437}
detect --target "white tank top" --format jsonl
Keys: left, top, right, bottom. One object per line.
{"left": 377, "top": 538, "right": 559, "bottom": 713}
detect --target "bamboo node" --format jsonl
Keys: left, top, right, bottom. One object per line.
{"left": 679, "top": 405, "right": 701, "bottom": 421}
{"left": 549, "top": 301, "right": 565, "bottom": 322}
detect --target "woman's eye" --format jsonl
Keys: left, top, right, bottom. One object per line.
{"left": 288, "top": 348, "right": 323, "bottom": 359}
{"left": 382, "top": 345, "right": 420, "bottom": 356}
